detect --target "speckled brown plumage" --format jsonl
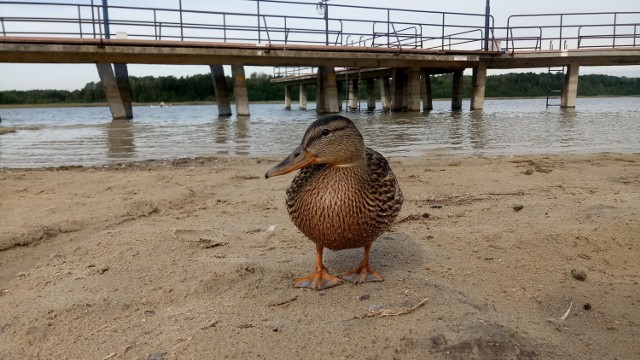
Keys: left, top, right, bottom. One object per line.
{"left": 286, "top": 147, "right": 403, "bottom": 250}
{"left": 265, "top": 115, "right": 403, "bottom": 289}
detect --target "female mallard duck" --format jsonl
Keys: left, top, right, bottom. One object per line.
{"left": 265, "top": 115, "right": 403, "bottom": 290}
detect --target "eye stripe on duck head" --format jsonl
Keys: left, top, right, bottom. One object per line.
{"left": 301, "top": 115, "right": 361, "bottom": 148}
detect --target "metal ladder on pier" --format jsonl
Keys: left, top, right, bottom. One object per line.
{"left": 546, "top": 66, "right": 564, "bottom": 107}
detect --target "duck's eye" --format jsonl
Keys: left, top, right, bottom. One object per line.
{"left": 321, "top": 129, "right": 331, "bottom": 136}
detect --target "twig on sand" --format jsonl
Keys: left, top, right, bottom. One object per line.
{"left": 268, "top": 295, "right": 299, "bottom": 307}
{"left": 354, "top": 297, "right": 429, "bottom": 319}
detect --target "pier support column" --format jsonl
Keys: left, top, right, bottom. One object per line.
{"left": 366, "top": 79, "right": 376, "bottom": 111}
{"left": 348, "top": 79, "right": 359, "bottom": 111}
{"left": 316, "top": 66, "right": 340, "bottom": 114}
{"left": 470, "top": 62, "right": 487, "bottom": 110}
{"left": 299, "top": 84, "right": 308, "bottom": 110}
{"left": 96, "top": 63, "right": 133, "bottom": 120}
{"left": 232, "top": 64, "right": 250, "bottom": 116}
{"left": 406, "top": 68, "right": 421, "bottom": 111}
{"left": 284, "top": 85, "right": 292, "bottom": 110}
{"left": 209, "top": 64, "right": 232, "bottom": 116}
{"left": 421, "top": 70, "right": 433, "bottom": 111}
{"left": 452, "top": 70, "right": 464, "bottom": 110}
{"left": 561, "top": 64, "right": 579, "bottom": 108}
{"left": 380, "top": 77, "right": 391, "bottom": 111}
{"left": 392, "top": 68, "right": 408, "bottom": 111}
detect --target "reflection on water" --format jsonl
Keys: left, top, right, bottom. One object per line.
{"left": 108, "top": 120, "right": 134, "bottom": 160}
{"left": 0, "top": 97, "right": 639, "bottom": 168}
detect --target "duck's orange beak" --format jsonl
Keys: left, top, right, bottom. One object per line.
{"left": 265, "top": 145, "right": 317, "bottom": 179}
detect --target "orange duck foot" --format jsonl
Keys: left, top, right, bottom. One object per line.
{"left": 340, "top": 265, "right": 384, "bottom": 285}
{"left": 293, "top": 270, "right": 342, "bottom": 290}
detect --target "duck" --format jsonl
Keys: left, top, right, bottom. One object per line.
{"left": 265, "top": 115, "right": 403, "bottom": 290}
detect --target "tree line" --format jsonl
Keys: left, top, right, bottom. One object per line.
{"left": 0, "top": 71, "right": 638, "bottom": 105}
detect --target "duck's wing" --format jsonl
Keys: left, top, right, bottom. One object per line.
{"left": 365, "top": 147, "right": 404, "bottom": 223}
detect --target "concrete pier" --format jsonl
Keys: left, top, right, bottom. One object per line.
{"left": 348, "top": 79, "right": 359, "bottom": 111}
{"left": 452, "top": 70, "right": 464, "bottom": 110}
{"left": 392, "top": 68, "right": 407, "bottom": 111}
{"left": 231, "top": 64, "right": 250, "bottom": 116}
{"left": 96, "top": 63, "right": 133, "bottom": 120}
{"left": 470, "top": 62, "right": 487, "bottom": 110}
{"left": 366, "top": 79, "right": 376, "bottom": 110}
{"left": 284, "top": 85, "right": 292, "bottom": 110}
{"left": 421, "top": 70, "right": 433, "bottom": 111}
{"left": 316, "top": 66, "right": 340, "bottom": 114}
{"left": 209, "top": 64, "right": 232, "bottom": 116}
{"left": 380, "top": 77, "right": 391, "bottom": 111}
{"left": 406, "top": 68, "right": 421, "bottom": 111}
{"left": 299, "top": 84, "right": 307, "bottom": 110}
{"left": 561, "top": 64, "right": 579, "bottom": 108}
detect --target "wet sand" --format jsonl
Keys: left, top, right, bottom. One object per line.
{"left": 0, "top": 153, "right": 638, "bottom": 359}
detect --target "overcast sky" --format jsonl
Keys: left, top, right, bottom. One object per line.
{"left": 1, "top": 0, "right": 638, "bottom": 91}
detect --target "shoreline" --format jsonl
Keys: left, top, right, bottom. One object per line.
{"left": 0, "top": 152, "right": 638, "bottom": 358}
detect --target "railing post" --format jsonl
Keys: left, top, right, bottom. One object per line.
{"left": 179, "top": 0, "right": 183, "bottom": 41}
{"left": 441, "top": 13, "right": 446, "bottom": 50}
{"left": 559, "top": 14, "right": 563, "bottom": 49}
{"left": 613, "top": 13, "right": 617, "bottom": 48}
{"left": 101, "top": 0, "right": 110, "bottom": 39}
{"left": 77, "top": 5, "right": 82, "bottom": 38}
{"left": 483, "top": 0, "right": 490, "bottom": 51}
{"left": 91, "top": 0, "right": 96, "bottom": 38}
{"left": 257, "top": 0, "right": 261, "bottom": 43}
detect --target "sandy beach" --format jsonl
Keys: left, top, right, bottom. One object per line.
{"left": 0, "top": 153, "right": 638, "bottom": 359}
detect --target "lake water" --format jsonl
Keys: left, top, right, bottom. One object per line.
{"left": 0, "top": 97, "right": 639, "bottom": 168}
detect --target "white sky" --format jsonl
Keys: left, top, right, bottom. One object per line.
{"left": 1, "top": 0, "right": 639, "bottom": 91}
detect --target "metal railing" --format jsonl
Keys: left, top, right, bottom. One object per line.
{"left": 0, "top": 0, "right": 493, "bottom": 51}
{"left": 0, "top": 1, "right": 637, "bottom": 54}
{"left": 503, "top": 12, "right": 640, "bottom": 52}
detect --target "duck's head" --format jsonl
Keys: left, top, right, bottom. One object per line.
{"left": 265, "top": 115, "right": 365, "bottom": 178}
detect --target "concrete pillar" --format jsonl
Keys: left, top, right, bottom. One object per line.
{"left": 406, "top": 68, "right": 421, "bottom": 111}
{"left": 209, "top": 64, "right": 232, "bottom": 116}
{"left": 348, "top": 79, "right": 359, "bottom": 111}
{"left": 421, "top": 70, "right": 433, "bottom": 111}
{"left": 337, "top": 81, "right": 344, "bottom": 112}
{"left": 232, "top": 64, "right": 250, "bottom": 116}
{"left": 366, "top": 79, "right": 376, "bottom": 111}
{"left": 284, "top": 85, "right": 292, "bottom": 110}
{"left": 299, "top": 84, "right": 308, "bottom": 110}
{"left": 96, "top": 63, "right": 133, "bottom": 120}
{"left": 392, "top": 68, "right": 407, "bottom": 112}
{"left": 452, "top": 70, "right": 464, "bottom": 110}
{"left": 470, "top": 62, "right": 487, "bottom": 110}
{"left": 316, "top": 66, "right": 339, "bottom": 114}
{"left": 380, "top": 77, "right": 391, "bottom": 111}
{"left": 561, "top": 64, "right": 579, "bottom": 108}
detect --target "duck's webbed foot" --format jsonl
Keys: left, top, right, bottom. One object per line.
{"left": 293, "top": 244, "right": 342, "bottom": 290}
{"left": 293, "top": 270, "right": 342, "bottom": 290}
{"left": 340, "top": 265, "right": 383, "bottom": 284}
{"left": 339, "top": 243, "right": 384, "bottom": 285}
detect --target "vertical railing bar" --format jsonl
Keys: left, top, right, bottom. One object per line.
{"left": 153, "top": 9, "right": 157, "bottom": 40}
{"left": 77, "top": 5, "right": 82, "bottom": 38}
{"left": 612, "top": 13, "right": 617, "bottom": 48}
{"left": 223, "top": 14, "right": 226, "bottom": 42}
{"left": 179, "top": 0, "right": 183, "bottom": 41}
{"left": 1, "top": 18, "right": 5, "bottom": 37}
{"left": 559, "top": 14, "right": 563, "bottom": 49}
{"left": 386, "top": 9, "right": 390, "bottom": 47}
{"left": 91, "top": 0, "right": 96, "bottom": 38}
{"left": 257, "top": 0, "right": 261, "bottom": 43}
{"left": 441, "top": 13, "right": 445, "bottom": 50}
